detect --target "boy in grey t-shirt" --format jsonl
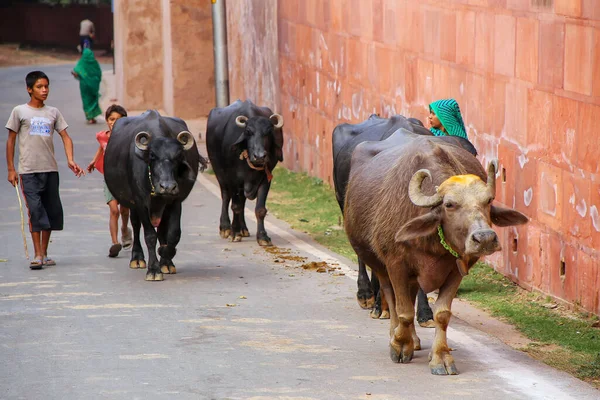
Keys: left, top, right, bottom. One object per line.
{"left": 6, "top": 71, "right": 85, "bottom": 270}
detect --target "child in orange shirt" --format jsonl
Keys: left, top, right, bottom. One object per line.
{"left": 87, "top": 104, "right": 132, "bottom": 257}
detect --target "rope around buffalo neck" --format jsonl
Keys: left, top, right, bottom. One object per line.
{"left": 437, "top": 225, "right": 459, "bottom": 258}
{"left": 239, "top": 149, "right": 273, "bottom": 182}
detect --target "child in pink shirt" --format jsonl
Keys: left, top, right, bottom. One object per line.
{"left": 87, "top": 104, "right": 132, "bottom": 257}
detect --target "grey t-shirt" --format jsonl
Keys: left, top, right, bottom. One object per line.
{"left": 5, "top": 104, "right": 69, "bottom": 174}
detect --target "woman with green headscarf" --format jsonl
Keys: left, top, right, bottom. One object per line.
{"left": 72, "top": 48, "right": 102, "bottom": 124}
{"left": 427, "top": 98, "right": 468, "bottom": 139}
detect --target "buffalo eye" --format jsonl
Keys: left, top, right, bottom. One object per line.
{"left": 444, "top": 201, "right": 456, "bottom": 209}
{"left": 149, "top": 152, "right": 157, "bottom": 161}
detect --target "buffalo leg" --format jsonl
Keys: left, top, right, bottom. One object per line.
{"left": 416, "top": 288, "right": 435, "bottom": 327}
{"left": 139, "top": 213, "right": 162, "bottom": 281}
{"left": 219, "top": 188, "right": 232, "bottom": 239}
{"left": 380, "top": 285, "right": 390, "bottom": 319}
{"left": 128, "top": 208, "right": 146, "bottom": 269}
{"left": 357, "top": 258, "right": 375, "bottom": 310}
{"left": 238, "top": 196, "right": 250, "bottom": 237}
{"left": 429, "top": 270, "right": 462, "bottom": 375}
{"left": 386, "top": 264, "right": 417, "bottom": 364}
{"left": 369, "top": 271, "right": 390, "bottom": 319}
{"left": 408, "top": 284, "right": 422, "bottom": 350}
{"left": 230, "top": 193, "right": 244, "bottom": 242}
{"left": 255, "top": 182, "right": 272, "bottom": 246}
{"left": 375, "top": 271, "right": 414, "bottom": 363}
{"left": 158, "top": 203, "right": 181, "bottom": 275}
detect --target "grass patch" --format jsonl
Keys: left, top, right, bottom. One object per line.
{"left": 266, "top": 165, "right": 600, "bottom": 387}
{"left": 268, "top": 167, "right": 357, "bottom": 263}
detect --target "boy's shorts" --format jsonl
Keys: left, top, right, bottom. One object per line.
{"left": 103, "top": 180, "right": 115, "bottom": 204}
{"left": 20, "top": 172, "right": 64, "bottom": 232}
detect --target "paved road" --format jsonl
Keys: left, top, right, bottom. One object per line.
{"left": 0, "top": 64, "right": 597, "bottom": 400}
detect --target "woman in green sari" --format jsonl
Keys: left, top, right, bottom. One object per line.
{"left": 72, "top": 48, "right": 102, "bottom": 124}
{"left": 427, "top": 98, "right": 468, "bottom": 139}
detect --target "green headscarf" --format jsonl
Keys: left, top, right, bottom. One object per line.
{"left": 73, "top": 48, "right": 102, "bottom": 120}
{"left": 429, "top": 98, "right": 468, "bottom": 139}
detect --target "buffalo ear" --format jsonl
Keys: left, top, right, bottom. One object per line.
{"left": 274, "top": 127, "right": 284, "bottom": 162}
{"left": 394, "top": 210, "right": 441, "bottom": 243}
{"left": 231, "top": 131, "right": 246, "bottom": 152}
{"left": 490, "top": 205, "right": 529, "bottom": 226}
{"left": 178, "top": 160, "right": 197, "bottom": 182}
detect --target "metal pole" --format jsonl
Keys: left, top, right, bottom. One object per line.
{"left": 212, "top": 0, "right": 230, "bottom": 107}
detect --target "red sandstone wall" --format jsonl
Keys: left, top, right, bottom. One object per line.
{"left": 118, "top": 0, "right": 164, "bottom": 111}
{"left": 226, "top": 0, "right": 280, "bottom": 112}
{"left": 171, "top": 1, "right": 215, "bottom": 118}
{"left": 274, "top": 0, "right": 600, "bottom": 314}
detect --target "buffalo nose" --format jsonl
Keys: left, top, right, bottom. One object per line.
{"left": 252, "top": 152, "right": 267, "bottom": 162}
{"left": 159, "top": 182, "right": 178, "bottom": 194}
{"left": 471, "top": 230, "right": 498, "bottom": 246}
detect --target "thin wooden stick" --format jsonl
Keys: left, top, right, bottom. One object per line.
{"left": 15, "top": 184, "right": 29, "bottom": 260}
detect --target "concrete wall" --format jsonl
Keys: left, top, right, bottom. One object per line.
{"left": 271, "top": 0, "right": 600, "bottom": 315}
{"left": 0, "top": 3, "right": 113, "bottom": 50}
{"left": 113, "top": 0, "right": 214, "bottom": 119}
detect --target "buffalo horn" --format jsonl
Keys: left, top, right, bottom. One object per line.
{"left": 408, "top": 169, "right": 443, "bottom": 208}
{"left": 135, "top": 131, "right": 152, "bottom": 151}
{"left": 177, "top": 131, "right": 195, "bottom": 151}
{"left": 235, "top": 115, "right": 248, "bottom": 128}
{"left": 269, "top": 113, "right": 284, "bottom": 129}
{"left": 486, "top": 159, "right": 498, "bottom": 197}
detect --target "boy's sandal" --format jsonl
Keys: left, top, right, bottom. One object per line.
{"left": 43, "top": 257, "right": 56, "bottom": 266}
{"left": 30, "top": 258, "right": 44, "bottom": 270}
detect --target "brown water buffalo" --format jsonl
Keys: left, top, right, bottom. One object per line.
{"left": 332, "top": 115, "right": 477, "bottom": 322}
{"left": 343, "top": 130, "right": 528, "bottom": 375}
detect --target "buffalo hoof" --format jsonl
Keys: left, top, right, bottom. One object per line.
{"left": 145, "top": 271, "right": 164, "bottom": 281}
{"left": 219, "top": 229, "right": 231, "bottom": 239}
{"left": 130, "top": 260, "right": 147, "bottom": 269}
{"left": 428, "top": 352, "right": 458, "bottom": 375}
{"left": 357, "top": 295, "right": 375, "bottom": 310}
{"left": 241, "top": 229, "right": 250, "bottom": 237}
{"left": 379, "top": 310, "right": 390, "bottom": 320}
{"left": 231, "top": 234, "right": 243, "bottom": 242}
{"left": 389, "top": 343, "right": 413, "bottom": 364}
{"left": 430, "top": 361, "right": 458, "bottom": 375}
{"left": 418, "top": 319, "right": 436, "bottom": 328}
{"left": 370, "top": 308, "right": 381, "bottom": 319}
{"left": 160, "top": 265, "right": 176, "bottom": 274}
{"left": 257, "top": 238, "right": 272, "bottom": 247}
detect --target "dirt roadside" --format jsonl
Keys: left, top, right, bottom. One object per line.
{"left": 0, "top": 43, "right": 113, "bottom": 67}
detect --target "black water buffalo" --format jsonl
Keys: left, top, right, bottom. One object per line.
{"left": 206, "top": 100, "right": 284, "bottom": 246}
{"left": 332, "top": 114, "right": 477, "bottom": 322}
{"left": 105, "top": 110, "right": 204, "bottom": 281}
{"left": 344, "top": 130, "right": 528, "bottom": 374}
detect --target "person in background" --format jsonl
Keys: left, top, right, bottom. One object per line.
{"left": 427, "top": 98, "right": 468, "bottom": 139}
{"left": 71, "top": 48, "right": 102, "bottom": 125}
{"left": 87, "top": 104, "right": 132, "bottom": 258}
{"left": 78, "top": 17, "right": 95, "bottom": 52}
